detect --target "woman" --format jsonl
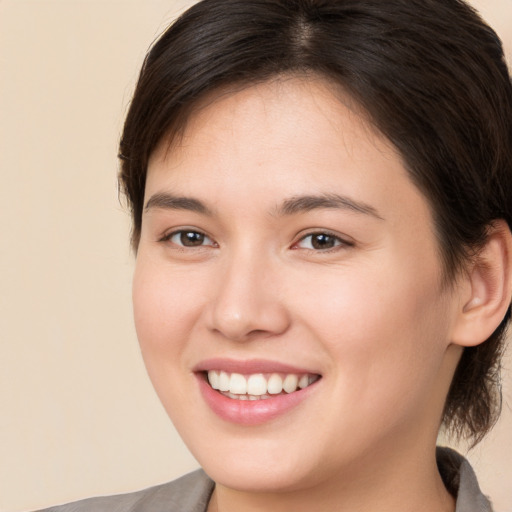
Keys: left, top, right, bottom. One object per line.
{"left": 39, "top": 0, "right": 512, "bottom": 510}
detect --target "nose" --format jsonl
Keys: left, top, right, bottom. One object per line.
{"left": 205, "top": 252, "right": 291, "bottom": 342}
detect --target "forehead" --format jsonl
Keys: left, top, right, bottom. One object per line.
{"left": 146, "top": 76, "right": 423, "bottom": 216}
{"left": 152, "top": 75, "right": 384, "bottom": 159}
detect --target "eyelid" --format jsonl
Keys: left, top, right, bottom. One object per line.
{"left": 292, "top": 229, "right": 354, "bottom": 251}
{"left": 159, "top": 227, "right": 218, "bottom": 247}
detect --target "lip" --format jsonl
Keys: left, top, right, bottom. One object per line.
{"left": 193, "top": 358, "right": 318, "bottom": 375}
{"left": 194, "top": 358, "right": 321, "bottom": 425}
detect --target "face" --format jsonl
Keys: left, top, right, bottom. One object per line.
{"left": 133, "top": 77, "right": 461, "bottom": 492}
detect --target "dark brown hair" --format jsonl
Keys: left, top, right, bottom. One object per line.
{"left": 119, "top": 0, "right": 512, "bottom": 443}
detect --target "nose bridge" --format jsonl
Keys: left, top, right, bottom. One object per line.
{"left": 207, "top": 245, "right": 290, "bottom": 341}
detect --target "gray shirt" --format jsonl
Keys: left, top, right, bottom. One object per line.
{"left": 36, "top": 447, "right": 493, "bottom": 512}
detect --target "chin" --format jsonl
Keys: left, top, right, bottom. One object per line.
{"left": 180, "top": 426, "right": 331, "bottom": 494}
{"left": 200, "top": 455, "right": 314, "bottom": 493}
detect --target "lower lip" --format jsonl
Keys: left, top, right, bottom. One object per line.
{"left": 196, "top": 374, "right": 318, "bottom": 425}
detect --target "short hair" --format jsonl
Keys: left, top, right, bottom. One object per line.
{"left": 119, "top": 0, "right": 512, "bottom": 443}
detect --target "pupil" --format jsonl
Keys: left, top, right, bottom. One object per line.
{"left": 312, "top": 234, "right": 334, "bottom": 249}
{"left": 181, "top": 231, "right": 204, "bottom": 246}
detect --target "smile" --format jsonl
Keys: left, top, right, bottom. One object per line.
{"left": 194, "top": 360, "right": 322, "bottom": 425}
{"left": 207, "top": 370, "right": 320, "bottom": 400}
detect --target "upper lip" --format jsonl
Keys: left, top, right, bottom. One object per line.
{"left": 193, "top": 358, "right": 320, "bottom": 375}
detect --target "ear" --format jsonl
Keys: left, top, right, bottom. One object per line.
{"left": 451, "top": 220, "right": 512, "bottom": 347}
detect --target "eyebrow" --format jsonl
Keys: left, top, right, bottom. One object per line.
{"left": 144, "top": 191, "right": 383, "bottom": 220}
{"left": 145, "top": 192, "right": 213, "bottom": 215}
{"left": 276, "top": 193, "right": 384, "bottom": 220}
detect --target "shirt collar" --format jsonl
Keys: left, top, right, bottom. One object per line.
{"left": 437, "top": 446, "right": 493, "bottom": 512}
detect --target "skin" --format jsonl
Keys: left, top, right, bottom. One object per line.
{"left": 133, "top": 76, "right": 466, "bottom": 512}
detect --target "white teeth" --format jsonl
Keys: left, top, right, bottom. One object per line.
{"left": 218, "top": 371, "right": 230, "bottom": 392}
{"left": 283, "top": 374, "right": 299, "bottom": 393}
{"left": 267, "top": 373, "right": 283, "bottom": 394}
{"left": 298, "top": 374, "right": 309, "bottom": 389}
{"left": 229, "top": 373, "right": 247, "bottom": 394}
{"left": 206, "top": 370, "right": 319, "bottom": 399}
{"left": 207, "top": 370, "right": 220, "bottom": 390}
{"left": 247, "top": 374, "right": 267, "bottom": 395}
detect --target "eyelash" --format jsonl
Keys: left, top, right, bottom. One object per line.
{"left": 158, "top": 229, "right": 352, "bottom": 253}
{"left": 293, "top": 231, "right": 353, "bottom": 252}
{"left": 159, "top": 229, "right": 217, "bottom": 248}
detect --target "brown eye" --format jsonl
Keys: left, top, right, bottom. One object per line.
{"left": 296, "top": 232, "right": 345, "bottom": 250}
{"left": 181, "top": 231, "right": 205, "bottom": 246}
{"left": 167, "top": 230, "right": 215, "bottom": 247}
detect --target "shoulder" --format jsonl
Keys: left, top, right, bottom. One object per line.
{"left": 35, "top": 469, "right": 214, "bottom": 512}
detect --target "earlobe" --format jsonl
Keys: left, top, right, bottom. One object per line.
{"left": 451, "top": 220, "right": 512, "bottom": 347}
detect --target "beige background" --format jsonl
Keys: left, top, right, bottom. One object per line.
{"left": 0, "top": 1, "right": 511, "bottom": 511}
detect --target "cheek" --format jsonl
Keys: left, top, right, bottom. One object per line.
{"left": 131, "top": 257, "right": 207, "bottom": 423}
{"left": 294, "top": 256, "right": 451, "bottom": 414}
{"left": 132, "top": 257, "right": 202, "bottom": 366}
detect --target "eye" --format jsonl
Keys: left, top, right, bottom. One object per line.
{"left": 162, "top": 229, "right": 216, "bottom": 248}
{"left": 295, "top": 232, "right": 349, "bottom": 251}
